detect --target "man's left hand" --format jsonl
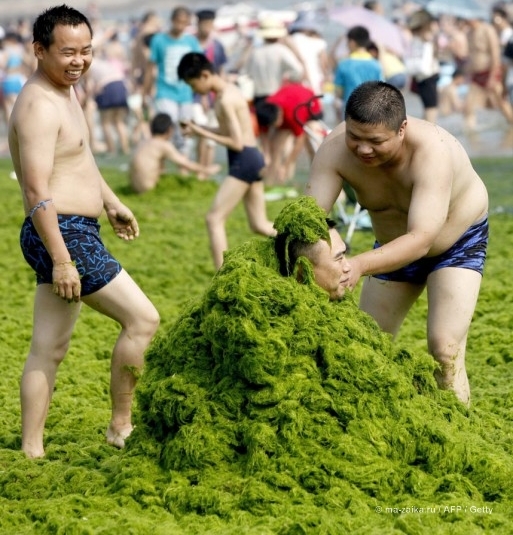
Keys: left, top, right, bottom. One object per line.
{"left": 106, "top": 207, "right": 139, "bottom": 240}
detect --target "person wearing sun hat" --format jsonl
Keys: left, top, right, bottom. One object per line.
{"left": 241, "top": 16, "right": 304, "bottom": 173}
{"left": 243, "top": 17, "right": 304, "bottom": 106}
{"left": 404, "top": 8, "right": 440, "bottom": 123}
{"left": 288, "top": 10, "right": 329, "bottom": 96}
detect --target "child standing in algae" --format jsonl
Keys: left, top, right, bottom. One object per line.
{"left": 177, "top": 52, "right": 276, "bottom": 270}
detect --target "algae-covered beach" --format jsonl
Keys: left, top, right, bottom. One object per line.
{"left": 1, "top": 156, "right": 513, "bottom": 533}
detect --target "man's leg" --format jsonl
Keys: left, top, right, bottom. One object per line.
{"left": 21, "top": 285, "right": 82, "bottom": 458}
{"left": 463, "top": 83, "right": 486, "bottom": 131}
{"left": 426, "top": 267, "right": 483, "bottom": 405}
{"left": 205, "top": 176, "right": 250, "bottom": 270}
{"left": 113, "top": 107, "right": 130, "bottom": 155}
{"left": 100, "top": 109, "right": 117, "bottom": 154}
{"left": 266, "top": 129, "right": 294, "bottom": 186}
{"left": 359, "top": 276, "right": 425, "bottom": 337}
{"left": 243, "top": 180, "right": 277, "bottom": 237}
{"left": 82, "top": 269, "right": 160, "bottom": 447}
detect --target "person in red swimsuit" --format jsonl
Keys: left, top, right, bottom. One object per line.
{"left": 254, "top": 81, "right": 325, "bottom": 186}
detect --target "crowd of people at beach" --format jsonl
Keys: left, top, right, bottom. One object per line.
{"left": 1, "top": 1, "right": 513, "bottom": 172}
{"left": 2, "top": 1, "right": 510, "bottom": 457}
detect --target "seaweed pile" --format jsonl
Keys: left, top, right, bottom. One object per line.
{"left": 129, "top": 198, "right": 513, "bottom": 532}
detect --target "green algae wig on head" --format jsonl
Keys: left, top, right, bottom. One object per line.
{"left": 274, "top": 196, "right": 331, "bottom": 277}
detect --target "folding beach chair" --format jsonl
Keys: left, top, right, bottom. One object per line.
{"left": 293, "top": 95, "right": 371, "bottom": 247}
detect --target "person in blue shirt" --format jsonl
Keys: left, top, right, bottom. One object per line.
{"left": 193, "top": 9, "right": 228, "bottom": 169}
{"left": 334, "top": 26, "right": 383, "bottom": 116}
{"left": 143, "top": 6, "right": 202, "bottom": 158}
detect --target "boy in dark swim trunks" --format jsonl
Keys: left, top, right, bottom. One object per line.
{"left": 177, "top": 52, "right": 276, "bottom": 270}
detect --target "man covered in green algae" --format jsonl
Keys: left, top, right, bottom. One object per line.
{"left": 131, "top": 197, "right": 513, "bottom": 531}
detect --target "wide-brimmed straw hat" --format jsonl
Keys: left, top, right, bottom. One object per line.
{"left": 258, "top": 18, "right": 287, "bottom": 39}
{"left": 407, "top": 9, "right": 434, "bottom": 31}
{"left": 288, "top": 10, "right": 322, "bottom": 34}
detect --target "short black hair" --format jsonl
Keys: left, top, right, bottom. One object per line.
{"left": 177, "top": 52, "right": 214, "bottom": 80}
{"left": 275, "top": 218, "right": 336, "bottom": 277}
{"left": 171, "top": 6, "right": 191, "bottom": 21}
{"left": 345, "top": 81, "right": 406, "bottom": 132}
{"left": 33, "top": 4, "right": 93, "bottom": 48}
{"left": 196, "top": 9, "right": 216, "bottom": 21}
{"left": 254, "top": 101, "right": 280, "bottom": 128}
{"left": 347, "top": 25, "right": 370, "bottom": 48}
{"left": 150, "top": 113, "right": 174, "bottom": 135}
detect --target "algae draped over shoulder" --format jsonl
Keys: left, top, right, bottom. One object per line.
{"left": 130, "top": 199, "right": 513, "bottom": 532}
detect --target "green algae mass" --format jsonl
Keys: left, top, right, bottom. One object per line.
{"left": 129, "top": 198, "right": 513, "bottom": 533}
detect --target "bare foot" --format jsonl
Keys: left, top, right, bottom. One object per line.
{"left": 23, "top": 448, "right": 45, "bottom": 459}
{"left": 106, "top": 425, "right": 133, "bottom": 449}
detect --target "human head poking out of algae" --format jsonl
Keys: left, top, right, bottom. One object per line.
{"left": 273, "top": 196, "right": 351, "bottom": 301}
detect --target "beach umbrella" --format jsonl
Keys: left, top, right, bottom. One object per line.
{"left": 422, "top": 0, "right": 488, "bottom": 20}
{"left": 329, "top": 5, "right": 405, "bottom": 57}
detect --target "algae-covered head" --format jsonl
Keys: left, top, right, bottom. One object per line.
{"left": 274, "top": 197, "right": 351, "bottom": 300}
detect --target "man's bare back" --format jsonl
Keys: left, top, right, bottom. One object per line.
{"left": 130, "top": 137, "right": 176, "bottom": 192}
{"left": 9, "top": 73, "right": 104, "bottom": 218}
{"left": 309, "top": 115, "right": 488, "bottom": 257}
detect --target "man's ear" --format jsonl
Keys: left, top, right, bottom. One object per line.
{"left": 33, "top": 42, "right": 45, "bottom": 60}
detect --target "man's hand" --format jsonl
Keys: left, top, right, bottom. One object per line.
{"left": 206, "top": 163, "right": 221, "bottom": 176}
{"left": 179, "top": 120, "right": 194, "bottom": 136}
{"left": 106, "top": 207, "right": 139, "bottom": 241}
{"left": 52, "top": 262, "right": 81, "bottom": 302}
{"left": 345, "top": 257, "right": 362, "bottom": 290}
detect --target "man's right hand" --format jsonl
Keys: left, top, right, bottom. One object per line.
{"left": 52, "top": 262, "right": 81, "bottom": 302}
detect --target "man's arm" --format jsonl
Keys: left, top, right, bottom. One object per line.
{"left": 186, "top": 98, "right": 244, "bottom": 151}
{"left": 14, "top": 97, "right": 81, "bottom": 301}
{"left": 162, "top": 142, "right": 220, "bottom": 177}
{"left": 305, "top": 127, "right": 346, "bottom": 211}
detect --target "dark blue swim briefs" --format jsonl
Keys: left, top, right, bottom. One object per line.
{"left": 227, "top": 146, "right": 265, "bottom": 183}
{"left": 373, "top": 217, "right": 489, "bottom": 285}
{"left": 20, "top": 215, "right": 122, "bottom": 296}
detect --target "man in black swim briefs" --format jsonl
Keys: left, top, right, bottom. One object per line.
{"left": 373, "top": 217, "right": 488, "bottom": 284}
{"left": 178, "top": 52, "right": 276, "bottom": 270}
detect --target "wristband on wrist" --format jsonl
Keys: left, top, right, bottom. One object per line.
{"left": 54, "top": 260, "right": 76, "bottom": 268}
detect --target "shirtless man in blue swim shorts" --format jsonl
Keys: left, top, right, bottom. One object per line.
{"left": 306, "top": 81, "right": 489, "bottom": 406}
{"left": 177, "top": 52, "right": 276, "bottom": 270}
{"left": 8, "top": 5, "right": 160, "bottom": 458}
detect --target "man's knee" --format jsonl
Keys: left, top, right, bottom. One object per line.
{"left": 138, "top": 305, "right": 160, "bottom": 339}
{"left": 248, "top": 220, "right": 268, "bottom": 235}
{"left": 30, "top": 337, "right": 71, "bottom": 364}
{"left": 206, "top": 209, "right": 224, "bottom": 229}
{"left": 428, "top": 335, "right": 464, "bottom": 371}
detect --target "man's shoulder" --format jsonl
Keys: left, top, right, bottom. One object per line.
{"left": 220, "top": 81, "right": 243, "bottom": 98}
{"left": 12, "top": 78, "right": 59, "bottom": 116}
